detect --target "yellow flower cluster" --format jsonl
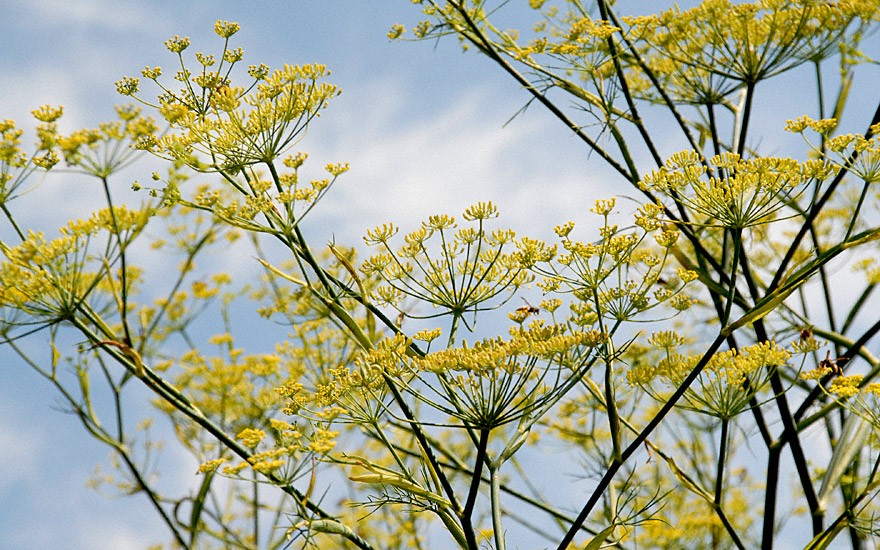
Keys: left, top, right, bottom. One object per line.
{"left": 2, "top": 109, "right": 65, "bottom": 202}
{"left": 56, "top": 105, "right": 157, "bottom": 178}
{"left": 362, "top": 204, "right": 530, "bottom": 321}
{"left": 527, "top": 201, "right": 695, "bottom": 324}
{"left": 624, "top": 0, "right": 870, "bottom": 105}
{"left": 828, "top": 374, "right": 863, "bottom": 397}
{"left": 788, "top": 116, "right": 880, "bottom": 183}
{"left": 412, "top": 323, "right": 604, "bottom": 375}
{"left": 641, "top": 151, "right": 833, "bottom": 228}
{"left": 630, "top": 340, "right": 791, "bottom": 418}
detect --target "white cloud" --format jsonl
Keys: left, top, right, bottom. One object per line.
{"left": 8, "top": 0, "right": 168, "bottom": 31}
{"left": 0, "top": 403, "right": 45, "bottom": 490}
{"left": 306, "top": 77, "right": 620, "bottom": 248}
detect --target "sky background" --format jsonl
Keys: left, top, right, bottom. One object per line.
{"left": 1, "top": 1, "right": 878, "bottom": 549}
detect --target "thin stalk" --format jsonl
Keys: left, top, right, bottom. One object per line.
{"left": 604, "top": 355, "right": 621, "bottom": 462}
{"left": 714, "top": 502, "right": 747, "bottom": 550}
{"left": 600, "top": 0, "right": 710, "bottom": 175}
{"left": 735, "top": 81, "right": 756, "bottom": 158}
{"left": 68, "top": 316, "right": 376, "bottom": 550}
{"left": 446, "top": 1, "right": 635, "bottom": 182}
{"left": 597, "top": 0, "right": 664, "bottom": 168}
{"left": 761, "top": 447, "right": 781, "bottom": 550}
{"left": 808, "top": 226, "right": 838, "bottom": 354}
{"left": 844, "top": 181, "right": 870, "bottom": 241}
{"left": 814, "top": 60, "right": 826, "bottom": 155}
{"left": 489, "top": 463, "right": 506, "bottom": 550}
{"left": 752, "top": 316, "right": 822, "bottom": 536}
{"left": 253, "top": 473, "right": 260, "bottom": 549}
{"left": 714, "top": 418, "right": 729, "bottom": 507}
{"left": 386, "top": 434, "right": 601, "bottom": 539}
{"left": 557, "top": 332, "right": 728, "bottom": 549}
{"left": 707, "top": 103, "right": 725, "bottom": 177}
{"left": 117, "top": 445, "right": 190, "bottom": 549}
{"left": 721, "top": 230, "right": 743, "bottom": 326}
{"left": 841, "top": 284, "right": 874, "bottom": 334}
{"left": 100, "top": 176, "right": 134, "bottom": 348}
{"left": 463, "top": 428, "right": 490, "bottom": 522}
{"left": 1, "top": 202, "right": 26, "bottom": 241}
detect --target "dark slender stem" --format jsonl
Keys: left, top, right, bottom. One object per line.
{"left": 761, "top": 447, "right": 782, "bottom": 550}
{"left": 707, "top": 103, "right": 725, "bottom": 176}
{"left": 714, "top": 419, "right": 729, "bottom": 506}
{"left": 736, "top": 81, "right": 756, "bottom": 157}
{"left": 557, "top": 332, "right": 728, "bottom": 549}
{"left": 841, "top": 284, "right": 874, "bottom": 334}
{"left": 446, "top": 1, "right": 635, "bottom": 183}
{"left": 100, "top": 176, "right": 134, "bottom": 348}
{"left": 604, "top": 356, "right": 621, "bottom": 461}
{"left": 814, "top": 60, "right": 827, "bottom": 155}
{"left": 597, "top": 0, "right": 664, "bottom": 169}
{"left": 600, "top": 1, "right": 710, "bottom": 176}
{"left": 463, "top": 428, "right": 490, "bottom": 524}
{"left": 714, "top": 502, "right": 747, "bottom": 550}
{"left": 381, "top": 371, "right": 476, "bottom": 548}
{"left": 117, "top": 446, "right": 190, "bottom": 549}
{"left": 752, "top": 318, "right": 822, "bottom": 536}
{"left": 808, "top": 226, "right": 838, "bottom": 355}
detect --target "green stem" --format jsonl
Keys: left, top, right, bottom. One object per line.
{"left": 1, "top": 202, "right": 26, "bottom": 241}
{"left": 100, "top": 176, "right": 134, "bottom": 348}
{"left": 446, "top": 1, "right": 635, "bottom": 182}
{"left": 489, "top": 462, "right": 506, "bottom": 550}
{"left": 68, "top": 316, "right": 376, "bottom": 550}
{"left": 597, "top": 0, "right": 663, "bottom": 168}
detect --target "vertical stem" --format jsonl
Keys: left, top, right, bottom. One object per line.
{"left": 604, "top": 356, "right": 621, "bottom": 462}
{"left": 253, "top": 472, "right": 260, "bottom": 549}
{"left": 714, "top": 418, "right": 729, "bottom": 507}
{"left": 761, "top": 446, "right": 781, "bottom": 550}
{"left": 100, "top": 176, "right": 133, "bottom": 347}
{"left": 489, "top": 463, "right": 506, "bottom": 550}
{"left": 722, "top": 230, "right": 742, "bottom": 326}
{"left": 769, "top": 101, "right": 880, "bottom": 291}
{"left": 814, "top": 60, "right": 827, "bottom": 155}
{"left": 463, "top": 428, "right": 490, "bottom": 523}
{"left": 706, "top": 103, "right": 725, "bottom": 178}
{"left": 735, "top": 81, "right": 756, "bottom": 158}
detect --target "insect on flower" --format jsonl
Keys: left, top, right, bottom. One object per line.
{"left": 818, "top": 350, "right": 848, "bottom": 376}
{"left": 515, "top": 298, "right": 540, "bottom": 316}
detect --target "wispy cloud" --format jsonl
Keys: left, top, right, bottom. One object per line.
{"left": 307, "top": 77, "right": 619, "bottom": 247}
{"left": 7, "top": 0, "right": 168, "bottom": 31}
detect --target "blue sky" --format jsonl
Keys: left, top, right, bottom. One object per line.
{"left": 2, "top": 1, "right": 878, "bottom": 548}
